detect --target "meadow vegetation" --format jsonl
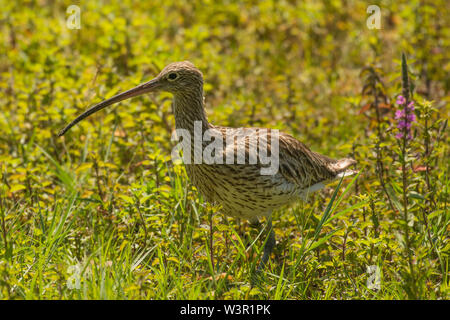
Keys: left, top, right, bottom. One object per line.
{"left": 0, "top": 0, "right": 448, "bottom": 299}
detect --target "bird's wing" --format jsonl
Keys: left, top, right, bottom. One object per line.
{"left": 213, "top": 126, "right": 354, "bottom": 189}
{"left": 277, "top": 132, "right": 341, "bottom": 189}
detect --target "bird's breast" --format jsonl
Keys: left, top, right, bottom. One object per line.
{"left": 184, "top": 162, "right": 300, "bottom": 219}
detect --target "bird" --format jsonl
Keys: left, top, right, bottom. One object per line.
{"left": 58, "top": 61, "right": 357, "bottom": 270}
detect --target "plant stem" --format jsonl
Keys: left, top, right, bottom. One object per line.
{"left": 209, "top": 208, "right": 214, "bottom": 273}
{"left": 0, "top": 196, "right": 7, "bottom": 253}
{"left": 400, "top": 53, "right": 417, "bottom": 297}
{"left": 373, "top": 82, "right": 396, "bottom": 214}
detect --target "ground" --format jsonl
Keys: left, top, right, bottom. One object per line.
{"left": 0, "top": 0, "right": 448, "bottom": 299}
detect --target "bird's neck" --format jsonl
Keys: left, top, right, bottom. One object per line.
{"left": 173, "top": 89, "right": 211, "bottom": 133}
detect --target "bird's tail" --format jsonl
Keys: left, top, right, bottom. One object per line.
{"left": 329, "top": 158, "right": 358, "bottom": 178}
{"left": 299, "top": 158, "right": 357, "bottom": 200}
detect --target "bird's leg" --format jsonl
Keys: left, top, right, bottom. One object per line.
{"left": 249, "top": 217, "right": 261, "bottom": 229}
{"left": 258, "top": 217, "right": 275, "bottom": 270}
{"left": 236, "top": 218, "right": 245, "bottom": 242}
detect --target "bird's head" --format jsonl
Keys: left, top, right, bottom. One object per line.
{"left": 157, "top": 61, "right": 203, "bottom": 94}
{"left": 58, "top": 61, "right": 203, "bottom": 136}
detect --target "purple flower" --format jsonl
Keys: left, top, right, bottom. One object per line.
{"left": 396, "top": 95, "right": 406, "bottom": 105}
{"left": 395, "top": 109, "right": 404, "bottom": 119}
{"left": 396, "top": 132, "right": 412, "bottom": 140}
{"left": 407, "top": 113, "right": 416, "bottom": 122}
{"left": 397, "top": 120, "right": 413, "bottom": 129}
{"left": 394, "top": 96, "right": 416, "bottom": 140}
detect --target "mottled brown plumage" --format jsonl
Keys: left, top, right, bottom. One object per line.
{"left": 184, "top": 127, "right": 356, "bottom": 223}
{"left": 59, "top": 61, "right": 357, "bottom": 268}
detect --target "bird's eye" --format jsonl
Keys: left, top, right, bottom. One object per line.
{"left": 168, "top": 73, "right": 178, "bottom": 81}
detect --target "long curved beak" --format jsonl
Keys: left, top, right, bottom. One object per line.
{"left": 58, "top": 77, "right": 160, "bottom": 136}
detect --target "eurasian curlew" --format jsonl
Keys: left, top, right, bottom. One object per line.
{"left": 59, "top": 61, "right": 357, "bottom": 270}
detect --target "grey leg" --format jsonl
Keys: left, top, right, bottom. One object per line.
{"left": 258, "top": 218, "right": 275, "bottom": 270}
{"left": 249, "top": 217, "right": 261, "bottom": 229}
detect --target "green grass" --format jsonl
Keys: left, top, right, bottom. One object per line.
{"left": 0, "top": 0, "right": 448, "bottom": 299}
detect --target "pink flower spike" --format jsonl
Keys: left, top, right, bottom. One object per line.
{"left": 407, "top": 113, "right": 416, "bottom": 122}
{"left": 395, "top": 109, "right": 404, "bottom": 119}
{"left": 407, "top": 101, "right": 415, "bottom": 110}
{"left": 396, "top": 95, "right": 406, "bottom": 105}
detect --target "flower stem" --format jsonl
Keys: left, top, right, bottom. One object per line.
{"left": 400, "top": 53, "right": 417, "bottom": 297}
